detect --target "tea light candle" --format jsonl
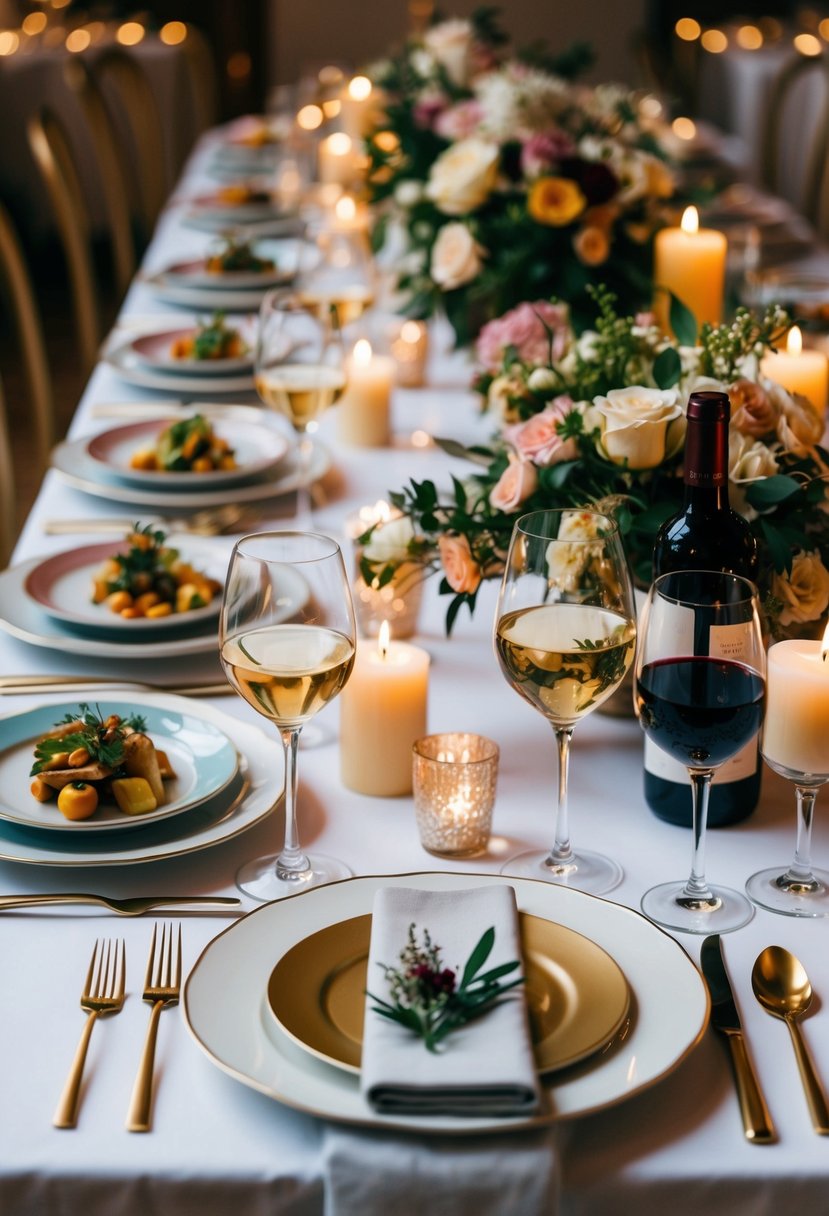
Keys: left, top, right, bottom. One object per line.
{"left": 654, "top": 205, "right": 727, "bottom": 335}
{"left": 760, "top": 325, "right": 828, "bottom": 414}
{"left": 412, "top": 733, "right": 500, "bottom": 857}
{"left": 337, "top": 339, "right": 394, "bottom": 447}
{"left": 762, "top": 632, "right": 829, "bottom": 777}
{"left": 340, "top": 622, "right": 430, "bottom": 796}
{"left": 318, "top": 132, "right": 359, "bottom": 186}
{"left": 390, "top": 319, "right": 429, "bottom": 387}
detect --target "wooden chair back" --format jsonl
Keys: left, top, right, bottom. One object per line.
{"left": 761, "top": 52, "right": 829, "bottom": 224}
{"left": 0, "top": 374, "right": 16, "bottom": 567}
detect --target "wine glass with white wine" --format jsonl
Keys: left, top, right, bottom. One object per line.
{"left": 219, "top": 531, "right": 356, "bottom": 901}
{"left": 495, "top": 508, "right": 637, "bottom": 893}
{"left": 296, "top": 223, "right": 375, "bottom": 327}
{"left": 255, "top": 290, "right": 346, "bottom": 527}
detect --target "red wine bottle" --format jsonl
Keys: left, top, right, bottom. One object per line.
{"left": 646, "top": 389, "right": 761, "bottom": 827}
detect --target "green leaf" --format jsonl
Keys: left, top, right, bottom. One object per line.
{"left": 745, "top": 475, "right": 801, "bottom": 509}
{"left": 460, "top": 926, "right": 495, "bottom": 989}
{"left": 468, "top": 960, "right": 521, "bottom": 986}
{"left": 759, "top": 518, "right": 794, "bottom": 574}
{"left": 652, "top": 346, "right": 682, "bottom": 389}
{"left": 434, "top": 437, "right": 494, "bottom": 467}
{"left": 666, "top": 291, "right": 697, "bottom": 346}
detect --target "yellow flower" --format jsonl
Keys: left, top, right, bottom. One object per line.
{"left": 573, "top": 225, "right": 610, "bottom": 266}
{"left": 527, "top": 176, "right": 586, "bottom": 227}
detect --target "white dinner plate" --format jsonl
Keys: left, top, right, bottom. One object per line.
{"left": 144, "top": 273, "right": 276, "bottom": 312}
{"left": 183, "top": 191, "right": 290, "bottom": 224}
{"left": 129, "top": 327, "right": 254, "bottom": 375}
{"left": 0, "top": 699, "right": 238, "bottom": 832}
{"left": 161, "top": 243, "right": 294, "bottom": 291}
{"left": 184, "top": 872, "right": 709, "bottom": 1134}
{"left": 104, "top": 338, "right": 254, "bottom": 394}
{"left": 22, "top": 535, "right": 225, "bottom": 635}
{"left": 181, "top": 212, "right": 306, "bottom": 238}
{"left": 84, "top": 417, "right": 290, "bottom": 490}
{"left": 51, "top": 435, "right": 330, "bottom": 510}
{"left": 0, "top": 693, "right": 282, "bottom": 865}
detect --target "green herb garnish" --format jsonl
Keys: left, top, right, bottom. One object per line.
{"left": 30, "top": 703, "right": 146, "bottom": 776}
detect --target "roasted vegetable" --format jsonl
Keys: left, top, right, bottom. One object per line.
{"left": 170, "top": 312, "right": 246, "bottom": 361}
{"left": 111, "top": 777, "right": 157, "bottom": 816}
{"left": 57, "top": 782, "right": 99, "bottom": 821}
{"left": 90, "top": 524, "right": 222, "bottom": 619}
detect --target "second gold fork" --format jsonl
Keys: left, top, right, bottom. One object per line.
{"left": 126, "top": 923, "right": 182, "bottom": 1133}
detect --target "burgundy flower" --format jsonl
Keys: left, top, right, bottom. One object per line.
{"left": 558, "top": 157, "right": 619, "bottom": 205}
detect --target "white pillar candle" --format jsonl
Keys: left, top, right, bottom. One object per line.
{"left": 760, "top": 325, "right": 828, "bottom": 414}
{"left": 340, "top": 622, "right": 430, "bottom": 796}
{"left": 332, "top": 193, "right": 370, "bottom": 233}
{"left": 339, "top": 75, "right": 375, "bottom": 140}
{"left": 390, "top": 319, "right": 429, "bottom": 387}
{"left": 337, "top": 339, "right": 394, "bottom": 447}
{"left": 763, "top": 636, "right": 829, "bottom": 776}
{"left": 318, "top": 132, "right": 359, "bottom": 186}
{"left": 654, "top": 205, "right": 727, "bottom": 335}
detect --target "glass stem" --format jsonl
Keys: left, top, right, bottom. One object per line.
{"left": 546, "top": 726, "right": 575, "bottom": 871}
{"left": 781, "top": 784, "right": 820, "bottom": 888}
{"left": 294, "top": 432, "right": 315, "bottom": 529}
{"left": 276, "top": 727, "right": 310, "bottom": 880}
{"left": 682, "top": 768, "right": 716, "bottom": 901}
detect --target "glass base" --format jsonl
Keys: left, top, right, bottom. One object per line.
{"left": 641, "top": 880, "right": 754, "bottom": 934}
{"left": 746, "top": 866, "right": 829, "bottom": 918}
{"left": 500, "top": 848, "right": 622, "bottom": 896}
{"left": 236, "top": 852, "right": 352, "bottom": 902}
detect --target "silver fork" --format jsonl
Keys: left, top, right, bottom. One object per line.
{"left": 53, "top": 938, "right": 126, "bottom": 1128}
{"left": 126, "top": 923, "right": 182, "bottom": 1132}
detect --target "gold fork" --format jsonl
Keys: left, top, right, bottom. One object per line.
{"left": 53, "top": 938, "right": 126, "bottom": 1129}
{"left": 126, "top": 923, "right": 182, "bottom": 1132}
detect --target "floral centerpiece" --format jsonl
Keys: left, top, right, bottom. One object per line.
{"left": 365, "top": 9, "right": 675, "bottom": 343}
{"left": 366, "top": 290, "right": 829, "bottom": 637}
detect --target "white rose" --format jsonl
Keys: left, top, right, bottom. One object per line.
{"left": 527, "top": 367, "right": 560, "bottom": 393}
{"left": 771, "top": 550, "right": 829, "bottom": 626}
{"left": 430, "top": 222, "right": 484, "bottom": 291}
{"left": 426, "top": 138, "right": 499, "bottom": 215}
{"left": 423, "top": 19, "right": 474, "bottom": 87}
{"left": 361, "top": 515, "right": 416, "bottom": 564}
{"left": 593, "top": 386, "right": 684, "bottom": 470}
{"left": 394, "top": 180, "right": 424, "bottom": 208}
{"left": 728, "top": 432, "right": 780, "bottom": 519}
{"left": 410, "top": 48, "right": 436, "bottom": 78}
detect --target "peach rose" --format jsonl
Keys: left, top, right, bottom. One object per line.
{"left": 489, "top": 460, "right": 538, "bottom": 511}
{"left": 729, "top": 379, "right": 780, "bottom": 438}
{"left": 430, "top": 222, "right": 485, "bottom": 291}
{"left": 573, "top": 225, "right": 610, "bottom": 267}
{"left": 506, "top": 400, "right": 578, "bottom": 467}
{"left": 438, "top": 534, "right": 482, "bottom": 594}
{"left": 771, "top": 550, "right": 829, "bottom": 626}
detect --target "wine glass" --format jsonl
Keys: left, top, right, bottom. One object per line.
{"left": 219, "top": 531, "right": 356, "bottom": 901}
{"left": 635, "top": 570, "right": 765, "bottom": 933}
{"left": 296, "top": 223, "right": 375, "bottom": 328}
{"left": 255, "top": 290, "right": 346, "bottom": 527}
{"left": 494, "top": 508, "right": 637, "bottom": 893}
{"left": 747, "top": 639, "right": 829, "bottom": 917}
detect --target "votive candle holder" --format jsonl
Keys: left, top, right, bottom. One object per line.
{"left": 412, "top": 733, "right": 499, "bottom": 858}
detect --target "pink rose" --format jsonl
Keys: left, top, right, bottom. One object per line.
{"left": 520, "top": 130, "right": 575, "bottom": 177}
{"left": 488, "top": 460, "right": 538, "bottom": 511}
{"left": 506, "top": 400, "right": 578, "bottom": 467}
{"left": 413, "top": 92, "right": 450, "bottom": 129}
{"left": 438, "top": 534, "right": 482, "bottom": 595}
{"left": 434, "top": 99, "right": 484, "bottom": 141}
{"left": 475, "top": 300, "right": 570, "bottom": 371}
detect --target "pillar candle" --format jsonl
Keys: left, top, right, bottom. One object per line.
{"left": 760, "top": 325, "right": 828, "bottom": 414}
{"left": 337, "top": 339, "right": 394, "bottom": 447}
{"left": 318, "top": 132, "right": 359, "bottom": 186}
{"left": 762, "top": 636, "right": 829, "bottom": 776}
{"left": 390, "top": 319, "right": 429, "bottom": 387}
{"left": 340, "top": 623, "right": 430, "bottom": 795}
{"left": 339, "top": 75, "right": 375, "bottom": 141}
{"left": 654, "top": 205, "right": 727, "bottom": 336}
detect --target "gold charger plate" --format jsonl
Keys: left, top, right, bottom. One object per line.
{"left": 266, "top": 911, "right": 630, "bottom": 1076}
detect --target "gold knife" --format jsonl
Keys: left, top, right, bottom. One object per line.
{"left": 0, "top": 677, "right": 231, "bottom": 697}
{"left": 0, "top": 894, "right": 241, "bottom": 915}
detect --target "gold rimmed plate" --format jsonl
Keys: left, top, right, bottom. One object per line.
{"left": 265, "top": 911, "right": 630, "bottom": 1076}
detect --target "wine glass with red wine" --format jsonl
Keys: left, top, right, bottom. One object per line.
{"left": 634, "top": 569, "right": 765, "bottom": 933}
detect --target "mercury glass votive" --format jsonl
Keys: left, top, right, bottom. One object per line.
{"left": 412, "top": 733, "right": 499, "bottom": 858}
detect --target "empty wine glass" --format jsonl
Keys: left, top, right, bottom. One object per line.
{"left": 296, "top": 223, "right": 375, "bottom": 327}
{"left": 219, "top": 531, "right": 356, "bottom": 901}
{"left": 494, "top": 508, "right": 637, "bottom": 893}
{"left": 255, "top": 290, "right": 346, "bottom": 527}
{"left": 747, "top": 635, "right": 829, "bottom": 917}
{"left": 635, "top": 570, "right": 765, "bottom": 933}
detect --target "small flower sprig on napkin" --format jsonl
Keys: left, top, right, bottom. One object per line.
{"left": 367, "top": 922, "right": 523, "bottom": 1052}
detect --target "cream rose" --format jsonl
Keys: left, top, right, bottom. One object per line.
{"left": 728, "top": 433, "right": 780, "bottom": 519}
{"left": 486, "top": 370, "right": 528, "bottom": 422}
{"left": 423, "top": 19, "right": 473, "bottom": 87}
{"left": 430, "top": 222, "right": 484, "bottom": 291}
{"left": 772, "top": 385, "right": 824, "bottom": 454}
{"left": 426, "top": 138, "right": 499, "bottom": 214}
{"left": 729, "top": 378, "right": 780, "bottom": 437}
{"left": 361, "top": 515, "right": 416, "bottom": 565}
{"left": 771, "top": 550, "right": 829, "bottom": 626}
{"left": 592, "top": 386, "right": 684, "bottom": 470}
{"left": 438, "top": 534, "right": 481, "bottom": 595}
{"left": 488, "top": 460, "right": 538, "bottom": 511}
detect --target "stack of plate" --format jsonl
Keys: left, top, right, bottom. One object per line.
{"left": 0, "top": 694, "right": 282, "bottom": 867}
{"left": 145, "top": 238, "right": 298, "bottom": 311}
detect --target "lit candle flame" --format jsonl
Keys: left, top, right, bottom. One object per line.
{"left": 822, "top": 618, "right": 829, "bottom": 662}
{"left": 681, "top": 205, "right": 699, "bottom": 235}
{"left": 787, "top": 325, "right": 803, "bottom": 357}
{"left": 348, "top": 75, "right": 372, "bottom": 101}
{"left": 353, "top": 338, "right": 372, "bottom": 367}
{"left": 328, "top": 132, "right": 352, "bottom": 157}
{"left": 336, "top": 194, "right": 357, "bottom": 222}
{"left": 378, "top": 619, "right": 391, "bottom": 659}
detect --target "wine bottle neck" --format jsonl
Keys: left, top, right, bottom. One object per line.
{"left": 683, "top": 416, "right": 729, "bottom": 510}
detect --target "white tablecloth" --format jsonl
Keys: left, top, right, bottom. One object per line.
{"left": 1, "top": 134, "right": 829, "bottom": 1214}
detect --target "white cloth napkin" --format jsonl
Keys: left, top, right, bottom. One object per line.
{"left": 360, "top": 885, "right": 540, "bottom": 1117}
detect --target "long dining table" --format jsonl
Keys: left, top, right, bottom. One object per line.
{"left": 2, "top": 127, "right": 829, "bottom": 1215}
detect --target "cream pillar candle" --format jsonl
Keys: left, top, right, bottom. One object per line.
{"left": 340, "top": 622, "right": 430, "bottom": 796}
{"left": 760, "top": 326, "right": 828, "bottom": 414}
{"left": 762, "top": 636, "right": 829, "bottom": 776}
{"left": 333, "top": 193, "right": 370, "bottom": 233}
{"left": 318, "top": 132, "right": 358, "bottom": 186}
{"left": 390, "top": 319, "right": 429, "bottom": 387}
{"left": 654, "top": 205, "right": 727, "bottom": 335}
{"left": 339, "top": 75, "right": 375, "bottom": 141}
{"left": 337, "top": 339, "right": 394, "bottom": 447}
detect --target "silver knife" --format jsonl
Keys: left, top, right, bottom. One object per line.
{"left": 700, "top": 934, "right": 776, "bottom": 1143}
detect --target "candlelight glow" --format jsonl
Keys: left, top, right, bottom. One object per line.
{"left": 328, "top": 132, "right": 353, "bottom": 156}
{"left": 22, "top": 12, "right": 47, "bottom": 34}
{"left": 66, "top": 28, "right": 91, "bottom": 51}
{"left": 787, "top": 326, "right": 804, "bottom": 356}
{"left": 336, "top": 195, "right": 357, "bottom": 222}
{"left": 378, "top": 619, "right": 391, "bottom": 659}
{"left": 401, "top": 320, "right": 424, "bottom": 343}
{"left": 297, "top": 104, "right": 323, "bottom": 131}
{"left": 820, "top": 18, "right": 829, "bottom": 39}
{"left": 681, "top": 205, "right": 699, "bottom": 235}
{"left": 736, "top": 24, "right": 763, "bottom": 49}
{"left": 794, "top": 32, "right": 822, "bottom": 55}
{"left": 160, "top": 21, "right": 187, "bottom": 45}
{"left": 322, "top": 98, "right": 342, "bottom": 118}
{"left": 117, "top": 21, "right": 145, "bottom": 46}
{"left": 374, "top": 130, "right": 400, "bottom": 153}
{"left": 672, "top": 116, "right": 697, "bottom": 140}
{"left": 675, "top": 17, "right": 701, "bottom": 40}
{"left": 319, "top": 65, "right": 343, "bottom": 86}
{"left": 348, "top": 75, "right": 372, "bottom": 101}
{"left": 353, "top": 338, "right": 372, "bottom": 368}
{"left": 701, "top": 29, "right": 728, "bottom": 53}
{"left": 639, "top": 95, "right": 663, "bottom": 119}
{"left": 0, "top": 30, "right": 19, "bottom": 54}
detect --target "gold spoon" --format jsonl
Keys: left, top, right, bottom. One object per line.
{"left": 751, "top": 946, "right": 829, "bottom": 1134}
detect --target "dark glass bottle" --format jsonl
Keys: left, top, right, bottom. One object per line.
{"left": 646, "top": 390, "right": 762, "bottom": 828}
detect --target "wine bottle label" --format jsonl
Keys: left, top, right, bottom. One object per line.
{"left": 708, "top": 621, "right": 756, "bottom": 661}
{"left": 644, "top": 735, "right": 758, "bottom": 784}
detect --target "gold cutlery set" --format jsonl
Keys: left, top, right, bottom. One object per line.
{"left": 54, "top": 926, "right": 182, "bottom": 1133}
{"left": 702, "top": 934, "right": 829, "bottom": 1142}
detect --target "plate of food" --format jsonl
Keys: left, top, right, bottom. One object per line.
{"left": 22, "top": 527, "right": 226, "bottom": 635}
{"left": 161, "top": 237, "right": 295, "bottom": 291}
{"left": 184, "top": 185, "right": 292, "bottom": 224}
{"left": 85, "top": 415, "right": 289, "bottom": 490}
{"left": 0, "top": 700, "right": 239, "bottom": 832}
{"left": 129, "top": 314, "right": 254, "bottom": 375}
